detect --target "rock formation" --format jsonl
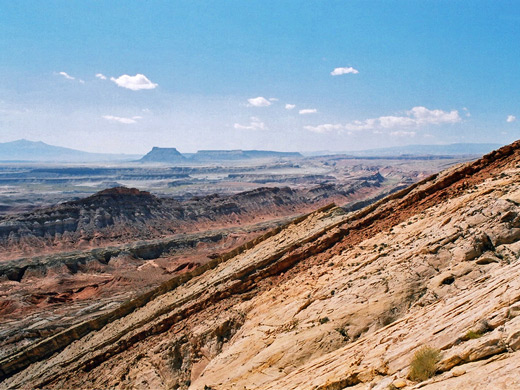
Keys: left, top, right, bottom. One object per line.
{"left": 3, "top": 141, "right": 520, "bottom": 389}
{"left": 191, "top": 150, "right": 303, "bottom": 161}
{"left": 0, "top": 179, "right": 384, "bottom": 259}
{"left": 139, "top": 147, "right": 187, "bottom": 163}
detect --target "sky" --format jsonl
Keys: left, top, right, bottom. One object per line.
{"left": 0, "top": 1, "right": 519, "bottom": 154}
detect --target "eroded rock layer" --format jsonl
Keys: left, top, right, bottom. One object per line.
{"left": 3, "top": 141, "right": 520, "bottom": 389}
{"left": 0, "top": 178, "right": 384, "bottom": 259}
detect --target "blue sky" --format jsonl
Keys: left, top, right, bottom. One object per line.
{"left": 0, "top": 1, "right": 519, "bottom": 153}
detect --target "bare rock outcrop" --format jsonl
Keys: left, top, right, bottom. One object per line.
{"left": 3, "top": 141, "right": 520, "bottom": 389}
{"left": 0, "top": 179, "right": 384, "bottom": 259}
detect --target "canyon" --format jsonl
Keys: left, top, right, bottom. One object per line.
{"left": 1, "top": 144, "right": 519, "bottom": 389}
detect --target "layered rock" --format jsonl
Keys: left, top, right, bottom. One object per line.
{"left": 3, "top": 142, "right": 520, "bottom": 389}
{"left": 0, "top": 180, "right": 384, "bottom": 259}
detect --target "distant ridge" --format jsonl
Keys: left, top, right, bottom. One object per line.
{"left": 0, "top": 139, "right": 140, "bottom": 162}
{"left": 304, "top": 143, "right": 504, "bottom": 157}
{"left": 138, "top": 148, "right": 303, "bottom": 163}
{"left": 191, "top": 149, "right": 302, "bottom": 161}
{"left": 0, "top": 140, "right": 303, "bottom": 164}
{"left": 350, "top": 143, "right": 503, "bottom": 157}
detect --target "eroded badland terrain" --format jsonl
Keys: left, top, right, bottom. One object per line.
{"left": 0, "top": 154, "right": 452, "bottom": 352}
{"left": 2, "top": 146, "right": 520, "bottom": 389}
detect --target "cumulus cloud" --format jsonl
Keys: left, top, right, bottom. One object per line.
{"left": 407, "top": 106, "right": 461, "bottom": 125}
{"left": 58, "top": 71, "right": 75, "bottom": 80}
{"left": 304, "top": 106, "right": 461, "bottom": 134}
{"left": 110, "top": 74, "right": 158, "bottom": 91}
{"left": 285, "top": 104, "right": 296, "bottom": 110}
{"left": 330, "top": 66, "right": 359, "bottom": 76}
{"left": 102, "top": 115, "right": 140, "bottom": 124}
{"left": 269, "top": 97, "right": 279, "bottom": 102}
{"left": 96, "top": 73, "right": 107, "bottom": 80}
{"left": 233, "top": 117, "right": 266, "bottom": 130}
{"left": 299, "top": 108, "right": 317, "bottom": 115}
{"left": 247, "top": 97, "right": 271, "bottom": 107}
{"left": 507, "top": 115, "right": 516, "bottom": 123}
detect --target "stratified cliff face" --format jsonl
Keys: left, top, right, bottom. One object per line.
{"left": 3, "top": 142, "right": 520, "bottom": 390}
{"left": 0, "top": 177, "right": 384, "bottom": 259}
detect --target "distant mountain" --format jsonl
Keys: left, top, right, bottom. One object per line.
{"left": 139, "top": 147, "right": 187, "bottom": 163}
{"left": 0, "top": 139, "right": 141, "bottom": 162}
{"left": 191, "top": 150, "right": 303, "bottom": 161}
{"left": 305, "top": 143, "right": 503, "bottom": 157}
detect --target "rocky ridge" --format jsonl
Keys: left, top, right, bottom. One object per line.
{"left": 190, "top": 150, "right": 303, "bottom": 161}
{"left": 0, "top": 180, "right": 383, "bottom": 259}
{"left": 2, "top": 142, "right": 520, "bottom": 389}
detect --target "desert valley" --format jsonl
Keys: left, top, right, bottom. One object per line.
{"left": 2, "top": 140, "right": 520, "bottom": 389}
{"left": 1, "top": 2, "right": 518, "bottom": 389}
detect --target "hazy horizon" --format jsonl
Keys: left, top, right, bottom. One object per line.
{"left": 0, "top": 138, "right": 505, "bottom": 157}
{"left": 1, "top": 1, "right": 519, "bottom": 154}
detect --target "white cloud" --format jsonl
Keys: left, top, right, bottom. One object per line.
{"left": 102, "top": 115, "right": 138, "bottom": 124}
{"left": 58, "top": 71, "right": 75, "bottom": 80}
{"left": 507, "top": 115, "right": 516, "bottom": 123}
{"left": 462, "top": 107, "right": 471, "bottom": 117}
{"left": 110, "top": 74, "right": 158, "bottom": 91}
{"left": 56, "top": 72, "right": 85, "bottom": 84}
{"left": 304, "top": 106, "right": 461, "bottom": 134}
{"left": 378, "top": 115, "right": 417, "bottom": 129}
{"left": 299, "top": 108, "right": 317, "bottom": 115}
{"left": 269, "top": 97, "right": 279, "bottom": 102}
{"left": 247, "top": 97, "right": 271, "bottom": 107}
{"left": 285, "top": 104, "right": 296, "bottom": 110}
{"left": 390, "top": 130, "right": 416, "bottom": 137}
{"left": 407, "top": 106, "right": 461, "bottom": 125}
{"left": 304, "top": 124, "right": 344, "bottom": 133}
{"left": 344, "top": 118, "right": 378, "bottom": 131}
{"left": 96, "top": 73, "right": 107, "bottom": 80}
{"left": 234, "top": 117, "right": 267, "bottom": 131}
{"left": 330, "top": 66, "right": 359, "bottom": 76}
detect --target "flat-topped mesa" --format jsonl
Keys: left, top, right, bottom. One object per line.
{"left": 139, "top": 147, "right": 187, "bottom": 163}
{"left": 191, "top": 149, "right": 303, "bottom": 161}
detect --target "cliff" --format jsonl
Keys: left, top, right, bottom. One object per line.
{"left": 3, "top": 142, "right": 520, "bottom": 389}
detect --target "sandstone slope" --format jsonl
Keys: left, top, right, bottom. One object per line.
{"left": 2, "top": 142, "right": 520, "bottom": 389}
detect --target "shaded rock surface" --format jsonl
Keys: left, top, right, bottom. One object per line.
{"left": 3, "top": 142, "right": 520, "bottom": 389}
{"left": 0, "top": 181, "right": 383, "bottom": 259}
